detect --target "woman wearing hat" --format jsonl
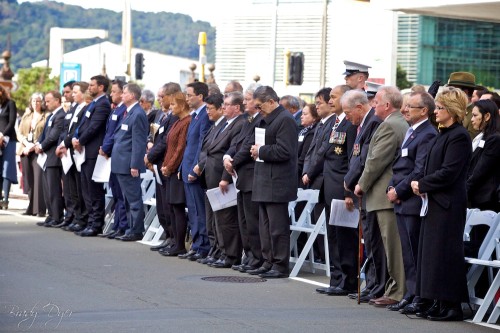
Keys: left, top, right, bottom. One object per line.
{"left": 410, "top": 87, "right": 471, "bottom": 321}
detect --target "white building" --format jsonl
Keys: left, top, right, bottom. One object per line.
{"left": 32, "top": 41, "right": 199, "bottom": 91}
{"left": 215, "top": 0, "right": 397, "bottom": 99}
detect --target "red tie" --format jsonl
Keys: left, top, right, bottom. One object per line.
{"left": 123, "top": 110, "right": 128, "bottom": 119}
{"left": 357, "top": 125, "right": 362, "bottom": 136}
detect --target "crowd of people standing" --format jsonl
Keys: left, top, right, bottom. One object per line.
{"left": 1, "top": 61, "right": 499, "bottom": 323}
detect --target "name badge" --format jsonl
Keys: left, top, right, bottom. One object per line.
{"left": 48, "top": 120, "right": 53, "bottom": 127}
{"left": 85, "top": 111, "right": 91, "bottom": 118}
{"left": 121, "top": 124, "right": 129, "bottom": 131}
{"left": 402, "top": 148, "right": 408, "bottom": 157}
{"left": 298, "top": 135, "right": 304, "bottom": 142}
{"left": 65, "top": 113, "right": 72, "bottom": 120}
{"left": 27, "top": 132, "right": 33, "bottom": 142}
{"left": 479, "top": 140, "right": 485, "bottom": 148}
{"left": 159, "top": 127, "right": 164, "bottom": 134}
{"left": 72, "top": 117, "right": 78, "bottom": 123}
{"left": 112, "top": 114, "right": 118, "bottom": 121}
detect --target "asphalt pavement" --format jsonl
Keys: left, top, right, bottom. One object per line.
{"left": 0, "top": 197, "right": 498, "bottom": 333}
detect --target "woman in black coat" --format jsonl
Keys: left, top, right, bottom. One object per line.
{"left": 467, "top": 99, "right": 500, "bottom": 212}
{"left": 297, "top": 103, "right": 319, "bottom": 188}
{"left": 0, "top": 85, "right": 18, "bottom": 209}
{"left": 411, "top": 87, "right": 472, "bottom": 321}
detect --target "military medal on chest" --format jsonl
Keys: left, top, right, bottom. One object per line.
{"left": 329, "top": 130, "right": 346, "bottom": 145}
{"left": 353, "top": 143, "right": 360, "bottom": 156}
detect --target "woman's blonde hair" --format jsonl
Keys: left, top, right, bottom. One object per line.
{"left": 435, "top": 87, "right": 468, "bottom": 123}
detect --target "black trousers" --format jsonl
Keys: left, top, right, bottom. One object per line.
{"left": 237, "top": 191, "right": 262, "bottom": 267}
{"left": 80, "top": 159, "right": 105, "bottom": 229}
{"left": 258, "top": 202, "right": 290, "bottom": 274}
{"left": 42, "top": 166, "right": 64, "bottom": 223}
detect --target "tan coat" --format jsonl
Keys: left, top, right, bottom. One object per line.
{"left": 358, "top": 111, "right": 409, "bottom": 212}
{"left": 16, "top": 110, "right": 49, "bottom": 155}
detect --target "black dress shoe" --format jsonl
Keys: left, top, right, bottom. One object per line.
{"left": 210, "top": 259, "right": 232, "bottom": 268}
{"left": 387, "top": 298, "right": 410, "bottom": 311}
{"left": 22, "top": 211, "right": 35, "bottom": 216}
{"left": 108, "top": 230, "right": 125, "bottom": 239}
{"left": 80, "top": 228, "right": 101, "bottom": 237}
{"left": 259, "top": 269, "right": 288, "bottom": 279}
{"left": 36, "top": 221, "right": 48, "bottom": 227}
{"left": 37, "top": 213, "right": 46, "bottom": 217}
{"left": 189, "top": 252, "right": 208, "bottom": 261}
{"left": 198, "top": 256, "right": 217, "bottom": 264}
{"left": 247, "top": 266, "right": 271, "bottom": 275}
{"left": 53, "top": 221, "right": 71, "bottom": 228}
{"left": 117, "top": 233, "right": 143, "bottom": 241}
{"left": 400, "top": 302, "right": 424, "bottom": 315}
{"left": 358, "top": 293, "right": 377, "bottom": 303}
{"left": 316, "top": 286, "right": 352, "bottom": 296}
{"left": 239, "top": 265, "right": 259, "bottom": 272}
{"left": 150, "top": 239, "right": 171, "bottom": 251}
{"left": 45, "top": 220, "right": 61, "bottom": 227}
{"left": 232, "top": 264, "right": 245, "bottom": 271}
{"left": 178, "top": 250, "right": 197, "bottom": 259}
{"left": 161, "top": 248, "right": 187, "bottom": 257}
{"left": 62, "top": 223, "right": 75, "bottom": 231}
{"left": 416, "top": 300, "right": 439, "bottom": 318}
{"left": 427, "top": 306, "right": 463, "bottom": 321}
{"left": 348, "top": 289, "right": 371, "bottom": 299}
{"left": 70, "top": 224, "right": 86, "bottom": 232}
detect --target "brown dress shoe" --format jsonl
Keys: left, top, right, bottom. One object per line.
{"left": 373, "top": 296, "right": 398, "bottom": 307}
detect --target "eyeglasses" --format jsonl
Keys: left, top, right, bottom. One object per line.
{"left": 185, "top": 93, "right": 197, "bottom": 98}
{"left": 405, "top": 105, "right": 425, "bottom": 109}
{"left": 254, "top": 104, "right": 262, "bottom": 110}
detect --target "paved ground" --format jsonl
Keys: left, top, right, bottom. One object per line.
{"left": 0, "top": 198, "right": 497, "bottom": 333}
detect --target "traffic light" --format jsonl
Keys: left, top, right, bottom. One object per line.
{"left": 288, "top": 52, "right": 304, "bottom": 85}
{"left": 135, "top": 53, "right": 144, "bottom": 80}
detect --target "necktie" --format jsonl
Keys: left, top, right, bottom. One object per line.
{"left": 123, "top": 110, "right": 128, "bottom": 119}
{"left": 356, "top": 125, "right": 362, "bottom": 137}
{"left": 213, "top": 122, "right": 227, "bottom": 142}
{"left": 313, "top": 122, "right": 324, "bottom": 143}
{"left": 402, "top": 127, "right": 414, "bottom": 147}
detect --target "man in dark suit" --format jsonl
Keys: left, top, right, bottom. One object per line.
{"left": 315, "top": 84, "right": 359, "bottom": 296}
{"left": 386, "top": 91, "right": 437, "bottom": 313}
{"left": 224, "top": 83, "right": 263, "bottom": 272}
{"left": 179, "top": 82, "right": 212, "bottom": 260}
{"left": 343, "top": 90, "right": 382, "bottom": 302}
{"left": 280, "top": 95, "right": 302, "bottom": 132}
{"left": 56, "top": 81, "right": 89, "bottom": 232}
{"left": 198, "top": 92, "right": 245, "bottom": 268}
{"left": 301, "top": 88, "right": 335, "bottom": 261}
{"left": 97, "top": 80, "right": 128, "bottom": 239}
{"left": 192, "top": 93, "right": 225, "bottom": 264}
{"left": 72, "top": 75, "right": 111, "bottom": 236}
{"left": 111, "top": 83, "right": 149, "bottom": 241}
{"left": 35, "top": 90, "right": 65, "bottom": 227}
{"left": 355, "top": 86, "right": 409, "bottom": 307}
{"left": 145, "top": 82, "right": 181, "bottom": 251}
{"left": 249, "top": 86, "right": 298, "bottom": 278}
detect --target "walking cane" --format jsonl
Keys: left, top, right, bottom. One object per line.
{"left": 357, "top": 198, "right": 363, "bottom": 305}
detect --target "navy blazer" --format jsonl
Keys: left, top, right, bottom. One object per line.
{"left": 40, "top": 107, "right": 65, "bottom": 167}
{"left": 344, "top": 109, "right": 382, "bottom": 191}
{"left": 75, "top": 95, "right": 111, "bottom": 160}
{"left": 228, "top": 113, "right": 262, "bottom": 193}
{"left": 323, "top": 116, "right": 357, "bottom": 202}
{"left": 389, "top": 119, "right": 438, "bottom": 215}
{"left": 111, "top": 103, "right": 148, "bottom": 174}
{"left": 252, "top": 105, "right": 298, "bottom": 203}
{"left": 180, "top": 105, "right": 212, "bottom": 183}
{"left": 147, "top": 112, "right": 178, "bottom": 166}
{"left": 101, "top": 104, "right": 127, "bottom": 156}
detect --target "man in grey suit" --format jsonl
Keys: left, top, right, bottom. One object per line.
{"left": 198, "top": 92, "right": 245, "bottom": 268}
{"left": 249, "top": 86, "right": 298, "bottom": 278}
{"left": 354, "top": 86, "right": 409, "bottom": 307}
{"left": 111, "top": 83, "right": 149, "bottom": 241}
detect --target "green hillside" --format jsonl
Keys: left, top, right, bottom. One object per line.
{"left": 0, "top": 0, "right": 216, "bottom": 72}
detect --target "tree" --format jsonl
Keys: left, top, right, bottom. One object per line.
{"left": 396, "top": 64, "right": 412, "bottom": 90}
{"left": 11, "top": 67, "right": 59, "bottom": 114}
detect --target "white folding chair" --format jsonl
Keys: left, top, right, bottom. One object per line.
{"left": 464, "top": 210, "right": 500, "bottom": 322}
{"left": 289, "top": 189, "right": 330, "bottom": 277}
